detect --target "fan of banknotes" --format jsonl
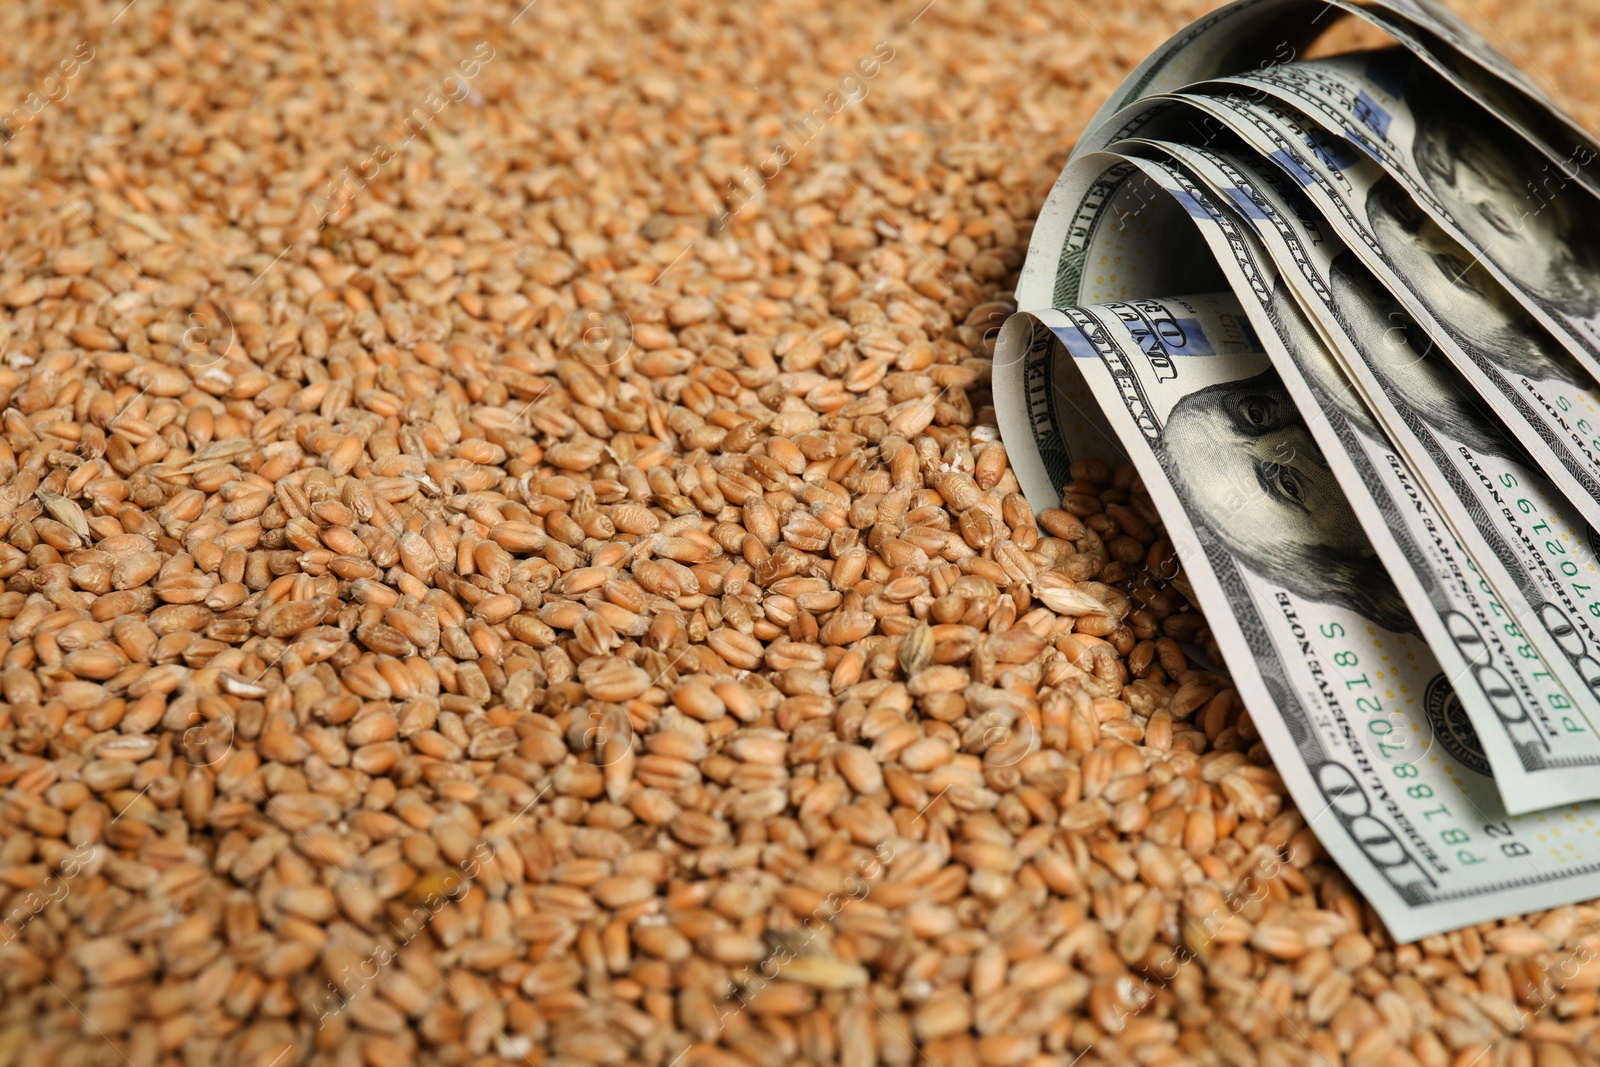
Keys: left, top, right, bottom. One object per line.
{"left": 995, "top": 0, "right": 1600, "bottom": 940}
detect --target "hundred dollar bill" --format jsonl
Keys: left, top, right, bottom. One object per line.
{"left": 1076, "top": 0, "right": 1600, "bottom": 182}
{"left": 1000, "top": 290, "right": 1600, "bottom": 940}
{"left": 1139, "top": 137, "right": 1600, "bottom": 725}
{"left": 1115, "top": 138, "right": 1600, "bottom": 810}
{"left": 1352, "top": 4, "right": 1600, "bottom": 199}
{"left": 1207, "top": 50, "right": 1600, "bottom": 369}
{"left": 1156, "top": 88, "right": 1600, "bottom": 535}
{"left": 1001, "top": 151, "right": 1600, "bottom": 937}
{"left": 1340, "top": 0, "right": 1600, "bottom": 160}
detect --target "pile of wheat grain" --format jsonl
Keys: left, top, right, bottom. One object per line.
{"left": 1, "top": 1, "right": 1599, "bottom": 1066}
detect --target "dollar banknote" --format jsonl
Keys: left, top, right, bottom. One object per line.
{"left": 1109, "top": 141, "right": 1600, "bottom": 813}
{"left": 1075, "top": 0, "right": 1600, "bottom": 179}
{"left": 1351, "top": 4, "right": 1600, "bottom": 198}
{"left": 1211, "top": 50, "right": 1600, "bottom": 367}
{"left": 1129, "top": 135, "right": 1600, "bottom": 747}
{"left": 1160, "top": 88, "right": 1600, "bottom": 535}
{"left": 1001, "top": 0, "right": 1600, "bottom": 938}
{"left": 1000, "top": 287, "right": 1600, "bottom": 941}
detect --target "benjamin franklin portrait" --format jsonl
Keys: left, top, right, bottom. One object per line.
{"left": 1368, "top": 178, "right": 1596, "bottom": 386}
{"left": 1409, "top": 104, "right": 1600, "bottom": 321}
{"left": 1161, "top": 370, "right": 1415, "bottom": 635}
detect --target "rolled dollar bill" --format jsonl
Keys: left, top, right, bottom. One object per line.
{"left": 1352, "top": 3, "right": 1600, "bottom": 197}
{"left": 1000, "top": 288, "right": 1600, "bottom": 941}
{"left": 1210, "top": 49, "right": 1600, "bottom": 365}
{"left": 1129, "top": 135, "right": 1600, "bottom": 774}
{"left": 1003, "top": 0, "right": 1600, "bottom": 939}
{"left": 1158, "top": 138, "right": 1600, "bottom": 801}
{"left": 1165, "top": 88, "right": 1600, "bottom": 534}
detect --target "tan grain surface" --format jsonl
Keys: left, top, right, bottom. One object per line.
{"left": 0, "top": 1, "right": 1597, "bottom": 1066}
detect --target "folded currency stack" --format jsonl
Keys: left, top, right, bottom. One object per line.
{"left": 995, "top": 0, "right": 1600, "bottom": 939}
